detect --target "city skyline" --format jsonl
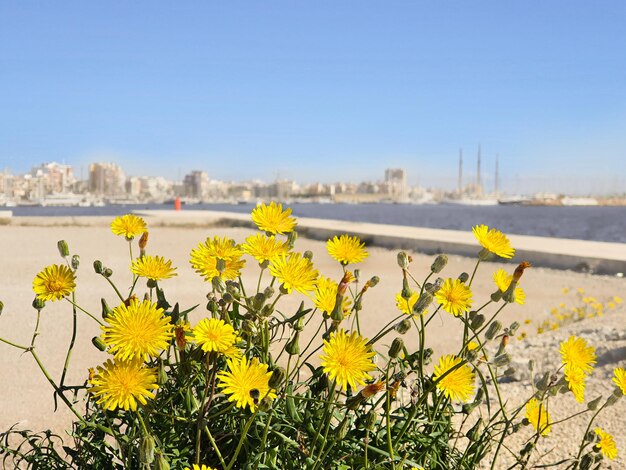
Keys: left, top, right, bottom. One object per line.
{"left": 2, "top": 2, "right": 626, "bottom": 191}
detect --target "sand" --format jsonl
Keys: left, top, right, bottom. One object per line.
{"left": 0, "top": 217, "right": 625, "bottom": 467}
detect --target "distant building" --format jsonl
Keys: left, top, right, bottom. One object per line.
{"left": 89, "top": 162, "right": 126, "bottom": 196}
{"left": 183, "top": 170, "right": 209, "bottom": 199}
{"left": 30, "top": 162, "right": 75, "bottom": 194}
{"left": 384, "top": 168, "right": 408, "bottom": 201}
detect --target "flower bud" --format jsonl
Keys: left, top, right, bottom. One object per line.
{"left": 424, "top": 281, "right": 442, "bottom": 295}
{"left": 100, "top": 298, "right": 111, "bottom": 319}
{"left": 147, "top": 279, "right": 158, "bottom": 289}
{"left": 365, "top": 410, "right": 377, "bottom": 430}
{"left": 485, "top": 321, "right": 502, "bottom": 340}
{"left": 221, "top": 292, "right": 233, "bottom": 303}
{"left": 286, "top": 230, "right": 298, "bottom": 249}
{"left": 285, "top": 333, "right": 300, "bottom": 355}
{"left": 264, "top": 286, "right": 275, "bottom": 299}
{"left": 490, "top": 290, "right": 503, "bottom": 302}
{"left": 503, "top": 367, "right": 516, "bottom": 377}
{"left": 502, "top": 282, "right": 518, "bottom": 303}
{"left": 470, "top": 314, "right": 486, "bottom": 330}
{"left": 520, "top": 441, "right": 534, "bottom": 456}
{"left": 279, "top": 284, "right": 290, "bottom": 295}
{"left": 397, "top": 251, "right": 410, "bottom": 269}
{"left": 0, "top": 300, "right": 3, "bottom": 316}
{"left": 462, "top": 401, "right": 478, "bottom": 415}
{"left": 605, "top": 388, "right": 622, "bottom": 407}
{"left": 157, "top": 360, "right": 168, "bottom": 385}
{"left": 394, "top": 319, "right": 411, "bottom": 334}
{"left": 303, "top": 250, "right": 313, "bottom": 261}
{"left": 458, "top": 272, "right": 470, "bottom": 283}
{"left": 587, "top": 396, "right": 602, "bottom": 411}
{"left": 353, "top": 269, "right": 360, "bottom": 280}
{"left": 139, "top": 232, "right": 149, "bottom": 251}
{"left": 261, "top": 304, "right": 274, "bottom": 317}
{"left": 536, "top": 372, "right": 550, "bottom": 392}
{"left": 368, "top": 276, "right": 380, "bottom": 287}
{"left": 413, "top": 292, "right": 433, "bottom": 316}
{"left": 206, "top": 299, "right": 218, "bottom": 313}
{"left": 91, "top": 336, "right": 107, "bottom": 351}
{"left": 335, "top": 418, "right": 349, "bottom": 440}
{"left": 93, "top": 260, "right": 104, "bottom": 274}
{"left": 215, "top": 258, "right": 226, "bottom": 274}
{"left": 259, "top": 259, "right": 270, "bottom": 269}
{"left": 345, "top": 393, "right": 365, "bottom": 410}
{"left": 32, "top": 297, "right": 46, "bottom": 311}
{"left": 139, "top": 436, "right": 155, "bottom": 464}
{"left": 268, "top": 367, "right": 286, "bottom": 389}
{"left": 154, "top": 452, "right": 170, "bottom": 470}
{"left": 509, "top": 321, "right": 520, "bottom": 334}
{"left": 70, "top": 254, "right": 80, "bottom": 270}
{"left": 401, "top": 285, "right": 413, "bottom": 300}
{"left": 389, "top": 338, "right": 404, "bottom": 358}
{"left": 211, "top": 276, "right": 226, "bottom": 293}
{"left": 57, "top": 240, "right": 70, "bottom": 258}
{"left": 430, "top": 254, "right": 448, "bottom": 273}
{"left": 103, "top": 268, "right": 113, "bottom": 278}
{"left": 493, "top": 353, "right": 511, "bottom": 367}
{"left": 253, "top": 292, "right": 266, "bottom": 311}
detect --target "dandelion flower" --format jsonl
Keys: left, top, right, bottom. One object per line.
{"left": 467, "top": 341, "right": 480, "bottom": 351}
{"left": 110, "top": 214, "right": 147, "bottom": 240}
{"left": 326, "top": 234, "right": 369, "bottom": 265}
{"left": 192, "top": 318, "right": 237, "bottom": 354}
{"left": 564, "top": 366, "right": 586, "bottom": 403}
{"left": 395, "top": 291, "right": 424, "bottom": 316}
{"left": 314, "top": 276, "right": 351, "bottom": 314}
{"left": 432, "top": 355, "right": 475, "bottom": 402}
{"left": 269, "top": 252, "right": 318, "bottom": 294}
{"left": 131, "top": 255, "right": 177, "bottom": 281}
{"left": 102, "top": 299, "right": 174, "bottom": 361}
{"left": 435, "top": 278, "right": 473, "bottom": 316}
{"left": 493, "top": 269, "right": 526, "bottom": 305}
{"left": 251, "top": 202, "right": 297, "bottom": 234}
{"left": 320, "top": 329, "right": 377, "bottom": 391}
{"left": 472, "top": 224, "right": 515, "bottom": 259}
{"left": 89, "top": 358, "right": 158, "bottom": 411}
{"left": 594, "top": 428, "right": 618, "bottom": 460}
{"left": 190, "top": 236, "right": 245, "bottom": 281}
{"left": 185, "top": 465, "right": 218, "bottom": 470}
{"left": 241, "top": 233, "right": 288, "bottom": 263}
{"left": 33, "top": 264, "right": 76, "bottom": 301}
{"left": 560, "top": 336, "right": 596, "bottom": 374}
{"left": 525, "top": 398, "right": 551, "bottom": 436}
{"left": 613, "top": 367, "right": 626, "bottom": 395}
{"left": 217, "top": 356, "right": 277, "bottom": 412}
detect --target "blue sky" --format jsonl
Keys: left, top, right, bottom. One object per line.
{"left": 1, "top": 1, "right": 625, "bottom": 190}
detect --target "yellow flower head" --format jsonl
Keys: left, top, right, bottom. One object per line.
{"left": 395, "top": 291, "right": 424, "bottom": 316}
{"left": 314, "top": 276, "right": 351, "bottom": 314}
{"left": 467, "top": 341, "right": 480, "bottom": 351}
{"left": 185, "top": 465, "right": 218, "bottom": 470}
{"left": 242, "top": 233, "right": 288, "bottom": 264}
{"left": 613, "top": 367, "right": 626, "bottom": 395}
{"left": 564, "top": 366, "right": 586, "bottom": 403}
{"left": 435, "top": 278, "right": 473, "bottom": 316}
{"left": 102, "top": 299, "right": 174, "bottom": 361}
{"left": 217, "top": 356, "right": 277, "bottom": 412}
{"left": 320, "top": 329, "right": 377, "bottom": 391}
{"left": 472, "top": 224, "right": 515, "bottom": 259}
{"left": 110, "top": 214, "right": 147, "bottom": 240}
{"left": 190, "top": 236, "right": 245, "bottom": 281}
{"left": 432, "top": 355, "right": 475, "bottom": 403}
{"left": 33, "top": 264, "right": 76, "bottom": 301}
{"left": 326, "top": 234, "right": 369, "bottom": 265}
{"left": 493, "top": 269, "right": 526, "bottom": 305}
{"left": 192, "top": 318, "right": 238, "bottom": 354}
{"left": 251, "top": 202, "right": 297, "bottom": 235}
{"left": 559, "top": 336, "right": 596, "bottom": 375}
{"left": 269, "top": 252, "right": 318, "bottom": 294}
{"left": 525, "top": 398, "right": 551, "bottom": 436}
{"left": 131, "top": 255, "right": 177, "bottom": 281}
{"left": 89, "top": 358, "right": 158, "bottom": 411}
{"left": 594, "top": 427, "right": 618, "bottom": 460}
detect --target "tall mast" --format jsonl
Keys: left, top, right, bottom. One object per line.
{"left": 458, "top": 149, "right": 463, "bottom": 195}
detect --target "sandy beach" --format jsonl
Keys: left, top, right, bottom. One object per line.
{"left": 1, "top": 216, "right": 625, "bottom": 467}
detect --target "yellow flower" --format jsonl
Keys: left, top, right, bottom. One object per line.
{"left": 525, "top": 398, "right": 551, "bottom": 436}
{"left": 131, "top": 255, "right": 177, "bottom": 281}
{"left": 472, "top": 224, "right": 515, "bottom": 259}
{"left": 241, "top": 233, "right": 288, "bottom": 263}
{"left": 251, "top": 201, "right": 297, "bottom": 234}
{"left": 190, "top": 236, "right": 245, "bottom": 281}
{"left": 614, "top": 296, "right": 623, "bottom": 304}
{"left": 269, "top": 252, "right": 318, "bottom": 294}
{"left": 89, "top": 358, "right": 158, "bottom": 411}
{"left": 432, "top": 355, "right": 475, "bottom": 403}
{"left": 102, "top": 299, "right": 174, "bottom": 361}
{"left": 192, "top": 318, "right": 237, "bottom": 354}
{"left": 395, "top": 291, "right": 424, "bottom": 316}
{"left": 326, "top": 234, "right": 369, "bottom": 265}
{"left": 217, "top": 356, "right": 277, "bottom": 412}
{"left": 594, "top": 428, "right": 618, "bottom": 460}
{"left": 32, "top": 264, "right": 76, "bottom": 301}
{"left": 110, "top": 214, "right": 147, "bottom": 240}
{"left": 320, "top": 329, "right": 377, "bottom": 391}
{"left": 564, "top": 366, "right": 586, "bottom": 403}
{"left": 185, "top": 465, "right": 218, "bottom": 470}
{"left": 467, "top": 341, "right": 480, "bottom": 351}
{"left": 314, "top": 276, "right": 351, "bottom": 314}
{"left": 493, "top": 269, "right": 526, "bottom": 305}
{"left": 559, "top": 336, "right": 596, "bottom": 375}
{"left": 435, "top": 278, "right": 473, "bottom": 316}
{"left": 613, "top": 367, "right": 626, "bottom": 395}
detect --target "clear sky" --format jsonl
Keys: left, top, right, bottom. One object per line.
{"left": 1, "top": 1, "right": 625, "bottom": 192}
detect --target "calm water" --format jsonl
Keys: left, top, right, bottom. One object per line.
{"left": 10, "top": 203, "right": 626, "bottom": 243}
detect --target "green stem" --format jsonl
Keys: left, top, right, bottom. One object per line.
{"left": 572, "top": 402, "right": 607, "bottom": 469}
{"left": 310, "top": 381, "right": 336, "bottom": 458}
{"left": 104, "top": 276, "right": 125, "bottom": 302}
{"left": 195, "top": 353, "right": 215, "bottom": 464}
{"left": 385, "top": 363, "right": 396, "bottom": 469}
{"left": 256, "top": 267, "right": 265, "bottom": 294}
{"left": 65, "top": 298, "right": 105, "bottom": 326}
{"left": 203, "top": 426, "right": 227, "bottom": 469}
{"left": 0, "top": 336, "right": 29, "bottom": 350}
{"left": 469, "top": 259, "right": 481, "bottom": 287}
{"left": 59, "top": 294, "right": 78, "bottom": 389}
{"left": 256, "top": 406, "right": 275, "bottom": 469}
{"left": 30, "top": 310, "right": 42, "bottom": 348}
{"left": 226, "top": 410, "right": 259, "bottom": 470}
